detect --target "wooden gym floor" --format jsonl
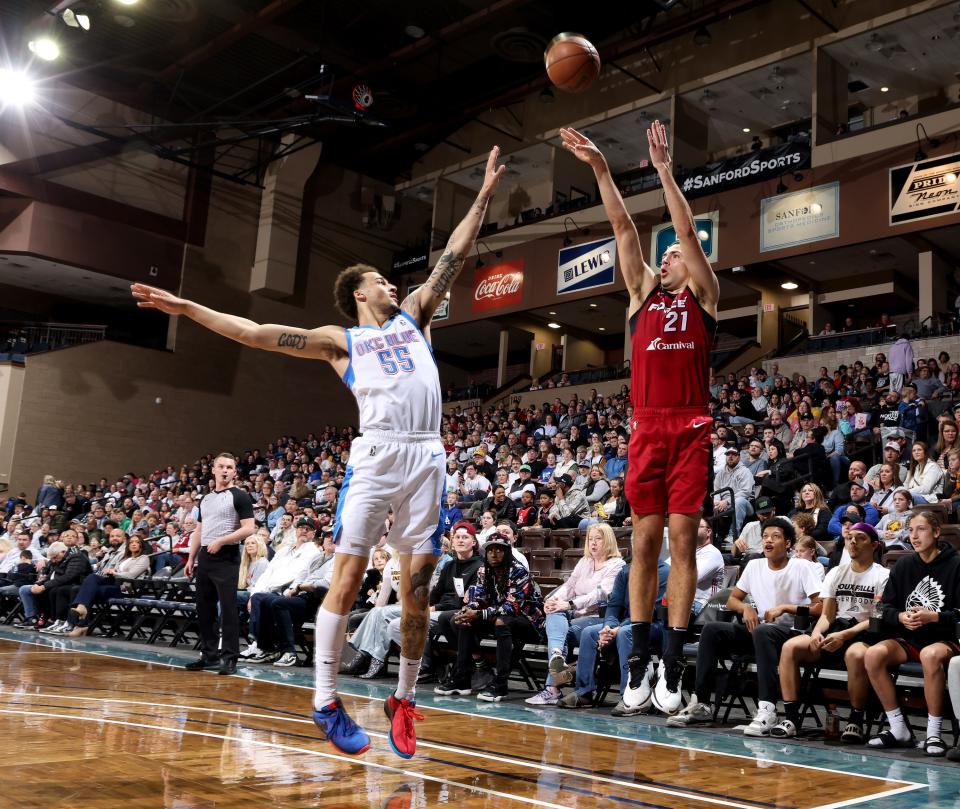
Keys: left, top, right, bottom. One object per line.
{"left": 0, "top": 630, "right": 949, "bottom": 809}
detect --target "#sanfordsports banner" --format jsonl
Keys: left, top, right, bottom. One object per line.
{"left": 677, "top": 142, "right": 810, "bottom": 199}
{"left": 889, "top": 151, "right": 960, "bottom": 226}
{"left": 406, "top": 281, "right": 449, "bottom": 321}
{"left": 557, "top": 236, "right": 617, "bottom": 295}
{"left": 472, "top": 259, "right": 524, "bottom": 314}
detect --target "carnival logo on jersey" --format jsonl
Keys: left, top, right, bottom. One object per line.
{"left": 472, "top": 259, "right": 525, "bottom": 313}
{"left": 646, "top": 337, "right": 695, "bottom": 351}
{"left": 556, "top": 236, "right": 617, "bottom": 295}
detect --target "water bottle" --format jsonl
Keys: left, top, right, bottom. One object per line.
{"left": 868, "top": 594, "right": 883, "bottom": 634}
{"left": 824, "top": 704, "right": 841, "bottom": 744}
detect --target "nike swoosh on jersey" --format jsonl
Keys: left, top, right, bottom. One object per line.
{"left": 431, "top": 451, "right": 445, "bottom": 458}
{"left": 691, "top": 420, "right": 711, "bottom": 429}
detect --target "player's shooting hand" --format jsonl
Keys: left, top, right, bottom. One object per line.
{"left": 647, "top": 120, "right": 672, "bottom": 172}
{"left": 559, "top": 128, "right": 605, "bottom": 169}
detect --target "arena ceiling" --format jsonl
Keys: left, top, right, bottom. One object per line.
{"left": 0, "top": 0, "right": 773, "bottom": 185}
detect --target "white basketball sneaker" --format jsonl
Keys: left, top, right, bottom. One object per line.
{"left": 621, "top": 656, "right": 655, "bottom": 710}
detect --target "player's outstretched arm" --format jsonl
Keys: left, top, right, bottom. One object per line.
{"left": 648, "top": 120, "right": 719, "bottom": 314}
{"left": 403, "top": 145, "right": 505, "bottom": 328}
{"left": 130, "top": 284, "right": 348, "bottom": 365}
{"left": 559, "top": 127, "right": 657, "bottom": 309}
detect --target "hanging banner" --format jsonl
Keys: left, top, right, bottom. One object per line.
{"left": 760, "top": 182, "right": 840, "bottom": 252}
{"left": 472, "top": 259, "right": 524, "bottom": 314}
{"left": 406, "top": 281, "right": 449, "bottom": 321}
{"left": 676, "top": 142, "right": 810, "bottom": 199}
{"left": 889, "top": 151, "right": 960, "bottom": 225}
{"left": 650, "top": 211, "right": 719, "bottom": 268}
{"left": 557, "top": 236, "right": 617, "bottom": 295}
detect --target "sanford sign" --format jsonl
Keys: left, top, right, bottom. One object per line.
{"left": 472, "top": 259, "right": 524, "bottom": 313}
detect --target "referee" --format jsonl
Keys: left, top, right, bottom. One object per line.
{"left": 185, "top": 452, "right": 255, "bottom": 675}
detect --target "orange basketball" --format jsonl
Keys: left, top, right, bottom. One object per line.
{"left": 545, "top": 33, "right": 600, "bottom": 93}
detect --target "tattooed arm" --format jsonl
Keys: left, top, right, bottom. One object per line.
{"left": 130, "top": 284, "right": 349, "bottom": 370}
{"left": 402, "top": 145, "right": 505, "bottom": 331}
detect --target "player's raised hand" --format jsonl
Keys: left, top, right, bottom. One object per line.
{"left": 131, "top": 283, "right": 189, "bottom": 316}
{"left": 480, "top": 145, "right": 507, "bottom": 196}
{"left": 559, "top": 127, "right": 604, "bottom": 168}
{"left": 647, "top": 119, "right": 672, "bottom": 172}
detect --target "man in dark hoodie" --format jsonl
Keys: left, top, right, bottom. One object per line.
{"left": 863, "top": 510, "right": 960, "bottom": 755}
{"left": 409, "top": 521, "right": 483, "bottom": 683}
{"left": 15, "top": 540, "right": 91, "bottom": 629}
{"left": 434, "top": 532, "right": 544, "bottom": 701}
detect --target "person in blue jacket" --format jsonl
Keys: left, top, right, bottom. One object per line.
{"left": 440, "top": 491, "right": 463, "bottom": 532}
{"left": 828, "top": 479, "right": 879, "bottom": 537}
{"left": 556, "top": 558, "right": 668, "bottom": 713}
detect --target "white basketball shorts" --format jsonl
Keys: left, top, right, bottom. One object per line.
{"left": 333, "top": 430, "right": 445, "bottom": 557}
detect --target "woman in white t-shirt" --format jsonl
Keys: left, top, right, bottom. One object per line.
{"left": 904, "top": 442, "right": 944, "bottom": 504}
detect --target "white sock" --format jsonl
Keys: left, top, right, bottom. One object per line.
{"left": 886, "top": 708, "right": 910, "bottom": 741}
{"left": 758, "top": 700, "right": 776, "bottom": 715}
{"left": 313, "top": 607, "right": 348, "bottom": 710}
{"left": 927, "top": 714, "right": 943, "bottom": 740}
{"left": 395, "top": 656, "right": 421, "bottom": 702}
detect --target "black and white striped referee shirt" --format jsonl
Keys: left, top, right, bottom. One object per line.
{"left": 198, "top": 488, "right": 254, "bottom": 546}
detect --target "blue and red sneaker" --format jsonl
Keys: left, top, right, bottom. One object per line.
{"left": 383, "top": 694, "right": 424, "bottom": 759}
{"left": 313, "top": 697, "right": 370, "bottom": 755}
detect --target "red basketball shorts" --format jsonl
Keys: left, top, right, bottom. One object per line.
{"left": 625, "top": 408, "right": 712, "bottom": 516}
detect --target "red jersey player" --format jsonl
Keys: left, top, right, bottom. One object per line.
{"left": 560, "top": 121, "right": 718, "bottom": 716}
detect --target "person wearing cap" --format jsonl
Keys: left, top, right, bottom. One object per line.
{"left": 507, "top": 466, "right": 535, "bottom": 503}
{"left": 669, "top": 517, "right": 822, "bottom": 734}
{"left": 730, "top": 497, "right": 776, "bottom": 562}
{"left": 240, "top": 517, "right": 321, "bottom": 662}
{"left": 862, "top": 510, "right": 960, "bottom": 754}
{"left": 714, "top": 445, "right": 755, "bottom": 539}
{"left": 435, "top": 533, "right": 544, "bottom": 702}
{"left": 542, "top": 474, "right": 589, "bottom": 529}
{"left": 866, "top": 442, "right": 908, "bottom": 491}
{"left": 828, "top": 480, "right": 879, "bottom": 537}
{"left": 390, "top": 521, "right": 482, "bottom": 684}
{"left": 771, "top": 522, "right": 889, "bottom": 740}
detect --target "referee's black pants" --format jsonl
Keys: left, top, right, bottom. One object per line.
{"left": 196, "top": 545, "right": 241, "bottom": 663}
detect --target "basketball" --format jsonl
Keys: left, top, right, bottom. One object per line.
{"left": 544, "top": 33, "right": 600, "bottom": 93}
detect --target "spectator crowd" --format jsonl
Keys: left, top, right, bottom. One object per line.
{"left": 3, "top": 339, "right": 960, "bottom": 756}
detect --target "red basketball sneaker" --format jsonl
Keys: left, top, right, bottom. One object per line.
{"left": 383, "top": 695, "right": 424, "bottom": 759}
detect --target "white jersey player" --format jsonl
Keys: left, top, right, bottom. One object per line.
{"left": 131, "top": 144, "right": 505, "bottom": 760}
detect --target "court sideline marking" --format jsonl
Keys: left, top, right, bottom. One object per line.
{"left": 0, "top": 634, "right": 929, "bottom": 804}
{"left": 0, "top": 706, "right": 568, "bottom": 809}
{"left": 1, "top": 688, "right": 771, "bottom": 809}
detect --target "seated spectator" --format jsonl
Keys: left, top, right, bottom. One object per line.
{"left": 940, "top": 450, "right": 960, "bottom": 515}
{"left": 730, "top": 497, "right": 775, "bottom": 561}
{"left": 604, "top": 442, "right": 628, "bottom": 481}
{"left": 0, "top": 532, "right": 40, "bottom": 594}
{"left": 240, "top": 518, "right": 320, "bottom": 660}
{"left": 583, "top": 465, "right": 611, "bottom": 510}
{"left": 828, "top": 480, "right": 879, "bottom": 536}
{"left": 904, "top": 441, "right": 944, "bottom": 504}
{"left": 676, "top": 518, "right": 725, "bottom": 615}
{"left": 459, "top": 462, "right": 491, "bottom": 503}
{"left": 439, "top": 491, "right": 463, "bottom": 532}
{"left": 869, "top": 463, "right": 904, "bottom": 517}
{"left": 515, "top": 486, "right": 538, "bottom": 527}
{"left": 477, "top": 510, "right": 498, "bottom": 544}
{"left": 714, "top": 446, "right": 755, "bottom": 538}
{"left": 741, "top": 438, "right": 769, "bottom": 477}
{"left": 668, "top": 517, "right": 822, "bottom": 734}
{"left": 862, "top": 511, "right": 960, "bottom": 755}
{"left": 934, "top": 420, "right": 960, "bottom": 470}
{"left": 875, "top": 489, "right": 912, "bottom": 550}
{"left": 561, "top": 557, "right": 669, "bottom": 714}
{"left": 526, "top": 524, "right": 625, "bottom": 706}
{"left": 771, "top": 522, "right": 889, "bottom": 739}
{"left": 245, "top": 532, "right": 334, "bottom": 667}
{"left": 351, "top": 547, "right": 391, "bottom": 620}
{"left": 480, "top": 486, "right": 518, "bottom": 523}
{"left": 0, "top": 549, "right": 37, "bottom": 591}
{"left": 914, "top": 365, "right": 947, "bottom": 401}
{"left": 342, "top": 552, "right": 403, "bottom": 678}
{"left": 399, "top": 522, "right": 481, "bottom": 683}
{"left": 583, "top": 477, "right": 629, "bottom": 529}
{"left": 237, "top": 533, "right": 269, "bottom": 609}
{"left": 791, "top": 425, "right": 832, "bottom": 492}
{"left": 829, "top": 460, "right": 869, "bottom": 509}
{"left": 434, "top": 534, "right": 544, "bottom": 701}
{"left": 59, "top": 536, "right": 150, "bottom": 636}
{"left": 541, "top": 474, "right": 589, "bottom": 529}
{"left": 788, "top": 483, "right": 832, "bottom": 544}
{"left": 793, "top": 536, "right": 827, "bottom": 568}
{"left": 535, "top": 490, "right": 555, "bottom": 527}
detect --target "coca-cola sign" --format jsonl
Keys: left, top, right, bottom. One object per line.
{"left": 472, "top": 259, "right": 524, "bottom": 313}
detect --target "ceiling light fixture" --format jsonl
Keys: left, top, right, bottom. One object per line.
{"left": 781, "top": 281, "right": 799, "bottom": 290}
{"left": 0, "top": 68, "right": 36, "bottom": 107}
{"left": 548, "top": 311, "right": 557, "bottom": 315}
{"left": 404, "top": 24, "right": 425, "bottom": 39}
{"left": 28, "top": 37, "right": 60, "bottom": 61}
{"left": 742, "top": 127, "right": 751, "bottom": 133}
{"left": 61, "top": 8, "right": 91, "bottom": 30}
{"left": 114, "top": 0, "right": 139, "bottom": 5}
{"left": 589, "top": 303, "right": 598, "bottom": 308}
{"left": 598, "top": 327, "right": 606, "bottom": 331}
{"left": 562, "top": 216, "right": 590, "bottom": 246}
{"left": 880, "top": 86, "right": 889, "bottom": 92}
{"left": 547, "top": 322, "right": 561, "bottom": 329}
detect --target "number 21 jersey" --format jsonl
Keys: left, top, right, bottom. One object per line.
{"left": 630, "top": 286, "right": 716, "bottom": 409}
{"left": 343, "top": 310, "right": 441, "bottom": 433}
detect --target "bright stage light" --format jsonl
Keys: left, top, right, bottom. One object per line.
{"left": 28, "top": 37, "right": 60, "bottom": 61}
{"left": 0, "top": 69, "right": 36, "bottom": 107}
